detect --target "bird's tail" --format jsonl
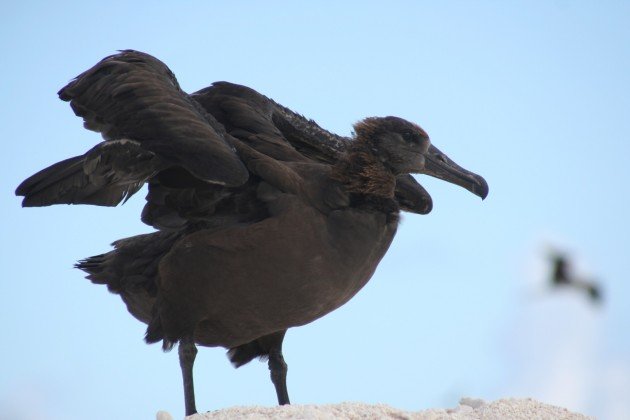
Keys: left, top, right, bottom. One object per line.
{"left": 76, "top": 230, "right": 183, "bottom": 326}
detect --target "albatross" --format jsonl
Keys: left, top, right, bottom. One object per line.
{"left": 16, "top": 50, "right": 488, "bottom": 415}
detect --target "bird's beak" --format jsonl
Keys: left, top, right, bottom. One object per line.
{"left": 422, "top": 144, "right": 489, "bottom": 199}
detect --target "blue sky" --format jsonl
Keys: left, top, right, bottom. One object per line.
{"left": 1, "top": 1, "right": 629, "bottom": 419}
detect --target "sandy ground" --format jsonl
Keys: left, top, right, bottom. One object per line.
{"left": 156, "top": 397, "right": 592, "bottom": 419}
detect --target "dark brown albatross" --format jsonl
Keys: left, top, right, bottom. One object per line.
{"left": 15, "top": 50, "right": 488, "bottom": 416}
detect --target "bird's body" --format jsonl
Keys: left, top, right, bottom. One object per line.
{"left": 16, "top": 50, "right": 488, "bottom": 415}
{"left": 159, "top": 186, "right": 397, "bottom": 348}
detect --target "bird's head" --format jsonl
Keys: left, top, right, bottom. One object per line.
{"left": 354, "top": 116, "right": 488, "bottom": 200}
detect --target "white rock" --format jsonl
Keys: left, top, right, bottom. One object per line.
{"left": 161, "top": 398, "right": 594, "bottom": 420}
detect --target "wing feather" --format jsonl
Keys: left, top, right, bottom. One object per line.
{"left": 59, "top": 50, "right": 248, "bottom": 186}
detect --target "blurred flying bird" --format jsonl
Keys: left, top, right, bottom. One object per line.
{"left": 550, "top": 253, "right": 602, "bottom": 304}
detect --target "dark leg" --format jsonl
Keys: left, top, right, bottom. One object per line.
{"left": 267, "top": 331, "right": 290, "bottom": 405}
{"left": 178, "top": 337, "right": 198, "bottom": 416}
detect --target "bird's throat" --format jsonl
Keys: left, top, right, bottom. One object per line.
{"left": 332, "top": 142, "right": 397, "bottom": 199}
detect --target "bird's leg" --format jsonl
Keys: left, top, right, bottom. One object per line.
{"left": 267, "top": 332, "right": 290, "bottom": 405}
{"left": 269, "top": 349, "right": 290, "bottom": 404}
{"left": 178, "top": 337, "right": 198, "bottom": 416}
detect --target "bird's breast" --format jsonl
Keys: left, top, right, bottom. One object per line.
{"left": 161, "top": 199, "right": 398, "bottom": 347}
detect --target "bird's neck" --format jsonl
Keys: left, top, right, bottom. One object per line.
{"left": 332, "top": 139, "right": 397, "bottom": 199}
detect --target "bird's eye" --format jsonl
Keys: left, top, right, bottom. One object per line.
{"left": 402, "top": 132, "right": 415, "bottom": 143}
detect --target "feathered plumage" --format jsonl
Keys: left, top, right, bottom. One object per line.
{"left": 16, "top": 50, "right": 488, "bottom": 415}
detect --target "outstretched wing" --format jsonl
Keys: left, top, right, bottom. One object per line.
{"left": 192, "top": 82, "right": 309, "bottom": 163}
{"left": 58, "top": 50, "right": 248, "bottom": 187}
{"left": 192, "top": 81, "right": 432, "bottom": 214}
{"left": 16, "top": 139, "right": 162, "bottom": 207}
{"left": 17, "top": 50, "right": 250, "bottom": 209}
